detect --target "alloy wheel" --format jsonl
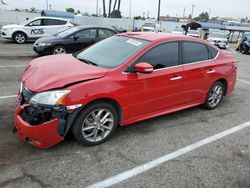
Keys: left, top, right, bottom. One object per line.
{"left": 15, "top": 34, "right": 25, "bottom": 44}
{"left": 208, "top": 84, "right": 223, "bottom": 108}
{"left": 53, "top": 47, "right": 66, "bottom": 54}
{"left": 81, "top": 108, "right": 114, "bottom": 143}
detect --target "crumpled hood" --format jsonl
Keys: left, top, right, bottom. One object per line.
{"left": 22, "top": 54, "right": 108, "bottom": 92}
{"left": 2, "top": 24, "right": 22, "bottom": 29}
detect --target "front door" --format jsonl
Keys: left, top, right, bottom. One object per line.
{"left": 127, "top": 42, "right": 183, "bottom": 119}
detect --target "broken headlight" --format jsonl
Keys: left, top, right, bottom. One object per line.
{"left": 29, "top": 90, "right": 71, "bottom": 106}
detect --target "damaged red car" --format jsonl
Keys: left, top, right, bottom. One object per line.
{"left": 14, "top": 32, "right": 237, "bottom": 148}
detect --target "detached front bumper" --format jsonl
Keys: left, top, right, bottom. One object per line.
{"left": 14, "top": 103, "right": 81, "bottom": 148}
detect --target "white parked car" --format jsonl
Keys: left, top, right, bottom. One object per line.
{"left": 0, "top": 17, "right": 74, "bottom": 44}
{"left": 171, "top": 27, "right": 184, "bottom": 35}
{"left": 142, "top": 22, "right": 160, "bottom": 32}
{"left": 207, "top": 32, "right": 228, "bottom": 49}
{"left": 187, "top": 30, "right": 200, "bottom": 38}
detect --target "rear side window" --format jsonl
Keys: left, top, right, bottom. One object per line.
{"left": 137, "top": 42, "right": 179, "bottom": 69}
{"left": 208, "top": 46, "right": 218, "bottom": 59}
{"left": 44, "top": 19, "right": 67, "bottom": 26}
{"left": 99, "top": 29, "right": 115, "bottom": 39}
{"left": 182, "top": 42, "right": 209, "bottom": 64}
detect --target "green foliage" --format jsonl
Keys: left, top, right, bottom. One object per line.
{"left": 194, "top": 12, "right": 209, "bottom": 21}
{"left": 134, "top": 16, "right": 146, "bottom": 20}
{"left": 66, "top": 8, "right": 75, "bottom": 14}
{"left": 110, "top": 10, "right": 122, "bottom": 18}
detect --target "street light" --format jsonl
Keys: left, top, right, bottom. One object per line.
{"left": 46, "top": 0, "right": 49, "bottom": 10}
{"left": 157, "top": 0, "right": 161, "bottom": 21}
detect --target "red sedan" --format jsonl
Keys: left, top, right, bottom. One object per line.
{"left": 14, "top": 32, "right": 237, "bottom": 148}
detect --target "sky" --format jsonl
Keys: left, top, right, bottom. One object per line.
{"left": 1, "top": 0, "right": 249, "bottom": 19}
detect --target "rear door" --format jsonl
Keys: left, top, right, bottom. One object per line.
{"left": 43, "top": 18, "right": 68, "bottom": 36}
{"left": 128, "top": 42, "right": 183, "bottom": 118}
{"left": 180, "top": 41, "right": 217, "bottom": 105}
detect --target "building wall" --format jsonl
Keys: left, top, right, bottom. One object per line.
{"left": 0, "top": 9, "right": 184, "bottom": 32}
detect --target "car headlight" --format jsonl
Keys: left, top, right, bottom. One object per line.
{"left": 29, "top": 90, "right": 71, "bottom": 105}
{"left": 37, "top": 42, "right": 52, "bottom": 47}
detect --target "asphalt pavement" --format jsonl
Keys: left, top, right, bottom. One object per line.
{"left": 0, "top": 38, "right": 249, "bottom": 188}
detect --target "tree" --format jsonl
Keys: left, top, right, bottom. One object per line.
{"left": 193, "top": 12, "right": 209, "bottom": 22}
{"left": 110, "top": 10, "right": 122, "bottom": 18}
{"left": 66, "top": 8, "right": 75, "bottom": 14}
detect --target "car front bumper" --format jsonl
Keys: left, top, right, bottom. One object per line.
{"left": 14, "top": 96, "right": 82, "bottom": 148}
{"left": 15, "top": 105, "right": 64, "bottom": 148}
{"left": 33, "top": 45, "right": 52, "bottom": 55}
{"left": 0, "top": 29, "right": 12, "bottom": 39}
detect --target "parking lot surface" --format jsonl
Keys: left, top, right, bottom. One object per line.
{"left": 0, "top": 38, "right": 249, "bottom": 187}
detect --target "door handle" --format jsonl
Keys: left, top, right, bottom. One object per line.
{"left": 170, "top": 76, "right": 182, "bottom": 81}
{"left": 207, "top": 70, "right": 216, "bottom": 74}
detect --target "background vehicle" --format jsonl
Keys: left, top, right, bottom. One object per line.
{"left": 186, "top": 30, "right": 200, "bottom": 38}
{"left": 236, "top": 35, "right": 250, "bottom": 54}
{"left": 142, "top": 22, "right": 160, "bottom": 32}
{"left": 0, "top": 17, "right": 74, "bottom": 44}
{"left": 15, "top": 33, "right": 237, "bottom": 148}
{"left": 33, "top": 26, "right": 117, "bottom": 55}
{"left": 171, "top": 27, "right": 184, "bottom": 35}
{"left": 207, "top": 32, "right": 228, "bottom": 49}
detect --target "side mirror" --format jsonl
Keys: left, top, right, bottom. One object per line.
{"left": 134, "top": 62, "right": 153, "bottom": 74}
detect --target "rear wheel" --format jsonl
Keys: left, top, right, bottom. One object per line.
{"left": 203, "top": 81, "right": 224, "bottom": 110}
{"left": 72, "top": 102, "right": 118, "bottom": 146}
{"left": 13, "top": 32, "right": 27, "bottom": 44}
{"left": 52, "top": 45, "right": 67, "bottom": 54}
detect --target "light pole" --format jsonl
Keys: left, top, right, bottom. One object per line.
{"left": 191, "top": 4, "right": 195, "bottom": 19}
{"left": 46, "top": 0, "right": 49, "bottom": 10}
{"left": 157, "top": 0, "right": 161, "bottom": 21}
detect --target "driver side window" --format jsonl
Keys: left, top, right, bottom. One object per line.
{"left": 136, "top": 42, "right": 179, "bottom": 70}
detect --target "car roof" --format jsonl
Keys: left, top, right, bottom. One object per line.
{"left": 118, "top": 32, "right": 204, "bottom": 42}
{"left": 74, "top": 25, "right": 116, "bottom": 31}
{"left": 33, "top": 17, "right": 70, "bottom": 21}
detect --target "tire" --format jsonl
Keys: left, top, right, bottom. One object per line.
{"left": 203, "top": 81, "right": 224, "bottom": 110}
{"left": 72, "top": 101, "right": 118, "bottom": 146}
{"left": 52, "top": 45, "right": 67, "bottom": 55}
{"left": 13, "top": 32, "right": 27, "bottom": 44}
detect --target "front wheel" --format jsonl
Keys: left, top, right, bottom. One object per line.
{"left": 72, "top": 102, "right": 118, "bottom": 146}
{"left": 14, "top": 32, "right": 27, "bottom": 44}
{"left": 203, "top": 82, "right": 224, "bottom": 110}
{"left": 52, "top": 45, "right": 67, "bottom": 55}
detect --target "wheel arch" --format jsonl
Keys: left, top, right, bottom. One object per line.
{"left": 82, "top": 98, "right": 123, "bottom": 125}
{"left": 12, "top": 30, "right": 28, "bottom": 40}
{"left": 215, "top": 78, "right": 228, "bottom": 96}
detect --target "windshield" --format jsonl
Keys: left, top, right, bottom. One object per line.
{"left": 75, "top": 36, "right": 149, "bottom": 68}
{"left": 210, "top": 33, "right": 227, "bottom": 38}
{"left": 56, "top": 27, "right": 79, "bottom": 38}
{"left": 143, "top": 23, "right": 155, "bottom": 27}
{"left": 189, "top": 30, "right": 199, "bottom": 34}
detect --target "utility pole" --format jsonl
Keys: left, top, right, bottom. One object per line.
{"left": 208, "top": 8, "right": 211, "bottom": 18}
{"left": 46, "top": 0, "right": 49, "bottom": 10}
{"left": 96, "top": 0, "right": 99, "bottom": 15}
{"left": 129, "top": 0, "right": 131, "bottom": 18}
{"left": 183, "top": 7, "right": 186, "bottom": 18}
{"left": 191, "top": 4, "right": 195, "bottom": 19}
{"left": 157, "top": 0, "right": 161, "bottom": 21}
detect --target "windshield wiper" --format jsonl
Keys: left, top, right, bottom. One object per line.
{"left": 77, "top": 58, "right": 98, "bottom": 66}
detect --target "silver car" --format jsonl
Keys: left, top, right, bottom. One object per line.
{"left": 207, "top": 32, "right": 228, "bottom": 49}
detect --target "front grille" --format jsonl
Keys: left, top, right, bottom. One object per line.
{"left": 22, "top": 86, "right": 35, "bottom": 104}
